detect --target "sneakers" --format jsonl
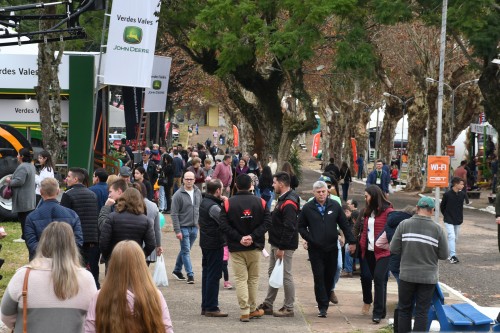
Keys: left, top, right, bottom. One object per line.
{"left": 205, "top": 309, "right": 228, "bottom": 317}
{"left": 362, "top": 303, "right": 371, "bottom": 315}
{"left": 273, "top": 307, "right": 294, "bottom": 317}
{"left": 249, "top": 309, "right": 264, "bottom": 319}
{"left": 172, "top": 271, "right": 186, "bottom": 281}
{"left": 449, "top": 256, "right": 460, "bottom": 264}
{"left": 257, "top": 303, "right": 273, "bottom": 315}
{"left": 372, "top": 317, "right": 381, "bottom": 324}
{"left": 329, "top": 291, "right": 339, "bottom": 304}
{"left": 317, "top": 310, "right": 327, "bottom": 318}
{"left": 341, "top": 271, "right": 353, "bottom": 278}
{"left": 13, "top": 238, "right": 25, "bottom": 243}
{"left": 223, "top": 281, "right": 233, "bottom": 289}
{"left": 186, "top": 276, "right": 195, "bottom": 284}
{"left": 240, "top": 314, "right": 250, "bottom": 322}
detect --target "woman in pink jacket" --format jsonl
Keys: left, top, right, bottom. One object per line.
{"left": 85, "top": 241, "right": 174, "bottom": 333}
{"left": 359, "top": 185, "right": 393, "bottom": 324}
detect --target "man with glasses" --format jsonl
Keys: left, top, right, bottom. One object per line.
{"left": 171, "top": 171, "right": 202, "bottom": 284}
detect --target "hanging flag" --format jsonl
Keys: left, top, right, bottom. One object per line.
{"left": 351, "top": 138, "right": 358, "bottom": 174}
{"left": 103, "top": 0, "right": 161, "bottom": 87}
{"left": 312, "top": 133, "right": 321, "bottom": 157}
{"left": 164, "top": 122, "right": 171, "bottom": 141}
{"left": 233, "top": 125, "right": 239, "bottom": 147}
{"left": 144, "top": 56, "right": 172, "bottom": 112}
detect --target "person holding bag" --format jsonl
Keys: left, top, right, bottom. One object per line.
{"left": 339, "top": 161, "right": 352, "bottom": 202}
{"left": 1, "top": 222, "right": 97, "bottom": 333}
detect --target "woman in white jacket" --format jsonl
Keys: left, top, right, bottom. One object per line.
{"left": 35, "top": 150, "right": 54, "bottom": 205}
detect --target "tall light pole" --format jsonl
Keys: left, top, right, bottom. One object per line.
{"left": 383, "top": 92, "right": 414, "bottom": 174}
{"left": 425, "top": 77, "right": 479, "bottom": 145}
{"left": 353, "top": 99, "right": 382, "bottom": 159}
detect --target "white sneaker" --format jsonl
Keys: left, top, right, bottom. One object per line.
{"left": 13, "top": 238, "right": 25, "bottom": 243}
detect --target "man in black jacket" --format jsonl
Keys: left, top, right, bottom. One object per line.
{"left": 324, "top": 158, "right": 341, "bottom": 181}
{"left": 199, "top": 179, "right": 228, "bottom": 318}
{"left": 258, "top": 172, "right": 300, "bottom": 317}
{"left": 299, "top": 180, "right": 356, "bottom": 318}
{"left": 219, "top": 174, "right": 272, "bottom": 322}
{"left": 61, "top": 167, "right": 100, "bottom": 288}
{"left": 440, "top": 176, "right": 467, "bottom": 264}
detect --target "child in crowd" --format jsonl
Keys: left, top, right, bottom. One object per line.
{"left": 222, "top": 246, "right": 232, "bottom": 289}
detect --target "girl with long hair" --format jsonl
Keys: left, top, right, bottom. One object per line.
{"left": 281, "top": 161, "right": 299, "bottom": 190}
{"left": 85, "top": 241, "right": 174, "bottom": 333}
{"left": 258, "top": 166, "right": 274, "bottom": 210}
{"left": 35, "top": 150, "right": 55, "bottom": 204}
{"left": 134, "top": 166, "right": 153, "bottom": 201}
{"left": 359, "top": 185, "right": 394, "bottom": 324}
{"left": 339, "top": 161, "right": 352, "bottom": 202}
{"left": 1, "top": 222, "right": 97, "bottom": 332}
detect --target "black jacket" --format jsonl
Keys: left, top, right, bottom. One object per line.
{"left": 199, "top": 194, "right": 225, "bottom": 249}
{"left": 298, "top": 197, "right": 356, "bottom": 251}
{"left": 99, "top": 211, "right": 155, "bottom": 261}
{"left": 219, "top": 191, "right": 271, "bottom": 252}
{"left": 324, "top": 163, "right": 340, "bottom": 181}
{"left": 60, "top": 184, "right": 99, "bottom": 243}
{"left": 440, "top": 189, "right": 466, "bottom": 225}
{"left": 268, "top": 190, "right": 300, "bottom": 250}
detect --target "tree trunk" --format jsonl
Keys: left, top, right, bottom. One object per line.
{"left": 405, "top": 92, "right": 428, "bottom": 190}
{"left": 379, "top": 104, "right": 400, "bottom": 163}
{"left": 35, "top": 6, "right": 66, "bottom": 163}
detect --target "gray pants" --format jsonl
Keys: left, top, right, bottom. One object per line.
{"left": 264, "top": 246, "right": 295, "bottom": 310}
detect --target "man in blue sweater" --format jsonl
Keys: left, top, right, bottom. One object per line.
{"left": 366, "top": 160, "right": 390, "bottom": 196}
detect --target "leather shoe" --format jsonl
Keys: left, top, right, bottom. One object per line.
{"left": 205, "top": 310, "right": 228, "bottom": 317}
{"left": 329, "top": 291, "right": 338, "bottom": 304}
{"left": 362, "top": 303, "right": 371, "bottom": 315}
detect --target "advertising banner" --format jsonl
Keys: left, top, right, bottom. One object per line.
{"left": 427, "top": 155, "right": 450, "bottom": 187}
{"left": 144, "top": 56, "right": 172, "bottom": 112}
{"left": 103, "top": 0, "right": 161, "bottom": 87}
{"left": 312, "top": 133, "right": 321, "bottom": 157}
{"left": 0, "top": 99, "right": 69, "bottom": 123}
{"left": 232, "top": 125, "right": 239, "bottom": 147}
{"left": 0, "top": 54, "right": 70, "bottom": 90}
{"left": 351, "top": 138, "right": 358, "bottom": 174}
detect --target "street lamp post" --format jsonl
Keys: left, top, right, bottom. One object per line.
{"left": 383, "top": 92, "right": 414, "bottom": 175}
{"left": 353, "top": 99, "right": 382, "bottom": 159}
{"left": 425, "top": 77, "right": 479, "bottom": 145}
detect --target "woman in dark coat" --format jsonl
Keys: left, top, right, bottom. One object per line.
{"left": 339, "top": 161, "right": 352, "bottom": 202}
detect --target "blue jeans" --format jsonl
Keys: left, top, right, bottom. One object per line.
{"left": 332, "top": 240, "right": 343, "bottom": 290}
{"left": 344, "top": 244, "right": 358, "bottom": 273}
{"left": 341, "top": 182, "right": 349, "bottom": 201}
{"left": 174, "top": 226, "right": 198, "bottom": 277}
{"left": 444, "top": 223, "right": 461, "bottom": 257}
{"left": 201, "top": 247, "right": 224, "bottom": 312}
{"left": 357, "top": 167, "right": 363, "bottom": 179}
{"left": 158, "top": 186, "right": 166, "bottom": 211}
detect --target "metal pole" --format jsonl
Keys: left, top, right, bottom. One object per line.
{"left": 450, "top": 91, "right": 455, "bottom": 145}
{"left": 434, "top": 0, "right": 448, "bottom": 223}
{"left": 375, "top": 107, "right": 380, "bottom": 159}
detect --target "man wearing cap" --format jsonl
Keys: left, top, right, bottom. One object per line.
{"left": 119, "top": 166, "right": 132, "bottom": 183}
{"left": 390, "top": 196, "right": 448, "bottom": 333}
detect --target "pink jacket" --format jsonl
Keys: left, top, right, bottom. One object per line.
{"left": 84, "top": 289, "right": 174, "bottom": 333}
{"left": 223, "top": 246, "right": 230, "bottom": 261}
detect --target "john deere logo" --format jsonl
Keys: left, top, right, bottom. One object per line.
{"left": 153, "top": 80, "right": 162, "bottom": 90}
{"left": 123, "top": 26, "right": 142, "bottom": 44}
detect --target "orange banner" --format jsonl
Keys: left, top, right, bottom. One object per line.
{"left": 312, "top": 133, "right": 321, "bottom": 157}
{"left": 351, "top": 138, "right": 358, "bottom": 174}
{"left": 233, "top": 125, "right": 239, "bottom": 147}
{"left": 164, "top": 122, "right": 171, "bottom": 140}
{"left": 427, "top": 155, "right": 450, "bottom": 187}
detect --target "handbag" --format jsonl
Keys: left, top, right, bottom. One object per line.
{"left": 339, "top": 169, "right": 348, "bottom": 185}
{"left": 269, "top": 258, "right": 284, "bottom": 288}
{"left": 152, "top": 254, "right": 169, "bottom": 287}
{"left": 1, "top": 185, "right": 12, "bottom": 199}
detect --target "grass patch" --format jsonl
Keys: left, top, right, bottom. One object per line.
{"left": 0, "top": 222, "right": 29, "bottom": 298}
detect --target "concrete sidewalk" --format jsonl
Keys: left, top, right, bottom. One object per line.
{"left": 159, "top": 215, "right": 465, "bottom": 333}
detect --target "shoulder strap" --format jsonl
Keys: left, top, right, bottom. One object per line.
{"left": 23, "top": 267, "right": 31, "bottom": 333}
{"left": 260, "top": 198, "right": 266, "bottom": 210}
{"left": 224, "top": 199, "right": 230, "bottom": 212}
{"left": 281, "top": 199, "right": 298, "bottom": 211}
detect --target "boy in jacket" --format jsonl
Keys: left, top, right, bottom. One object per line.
{"left": 298, "top": 180, "right": 356, "bottom": 318}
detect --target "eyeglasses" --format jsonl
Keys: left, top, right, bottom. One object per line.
{"left": 184, "top": 178, "right": 195, "bottom": 181}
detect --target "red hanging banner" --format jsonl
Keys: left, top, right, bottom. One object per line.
{"left": 351, "top": 138, "right": 358, "bottom": 174}
{"left": 312, "top": 133, "right": 321, "bottom": 157}
{"left": 233, "top": 125, "right": 239, "bottom": 147}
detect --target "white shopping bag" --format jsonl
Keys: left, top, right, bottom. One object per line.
{"left": 269, "top": 259, "right": 284, "bottom": 288}
{"left": 153, "top": 254, "right": 169, "bottom": 287}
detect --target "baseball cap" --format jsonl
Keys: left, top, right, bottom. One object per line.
{"left": 318, "top": 175, "right": 332, "bottom": 184}
{"left": 417, "top": 196, "right": 435, "bottom": 209}
{"left": 119, "top": 166, "right": 131, "bottom": 177}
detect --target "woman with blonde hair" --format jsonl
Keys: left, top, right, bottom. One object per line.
{"left": 85, "top": 241, "right": 174, "bottom": 333}
{"left": 99, "top": 188, "right": 156, "bottom": 264}
{"left": 1, "top": 222, "right": 96, "bottom": 333}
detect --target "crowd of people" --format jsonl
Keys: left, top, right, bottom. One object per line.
{"left": 0, "top": 131, "right": 489, "bottom": 333}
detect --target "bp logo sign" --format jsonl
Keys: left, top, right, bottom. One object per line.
{"left": 123, "top": 26, "right": 143, "bottom": 44}
{"left": 152, "top": 80, "right": 162, "bottom": 90}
